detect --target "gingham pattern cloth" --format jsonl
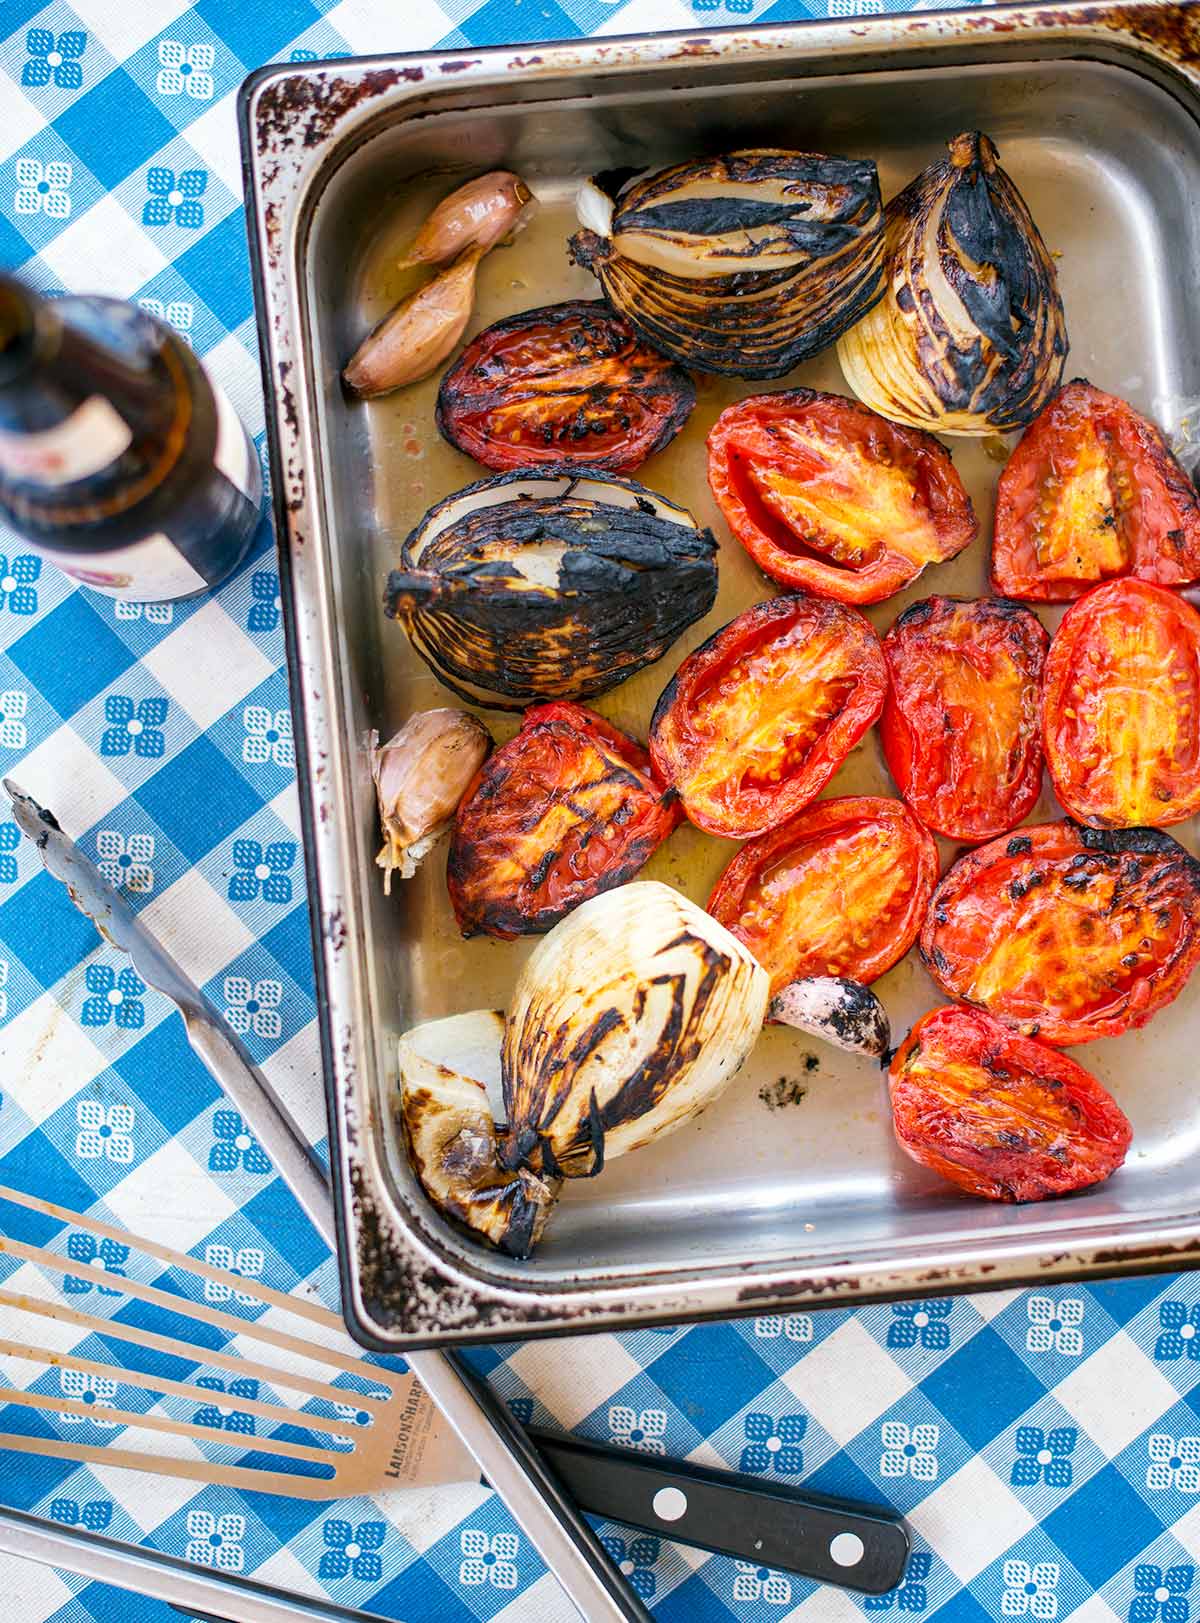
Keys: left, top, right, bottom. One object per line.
{"left": 0, "top": 1, "right": 1191, "bottom": 1621}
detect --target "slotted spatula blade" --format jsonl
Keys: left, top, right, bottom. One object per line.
{"left": 0, "top": 1181, "right": 464, "bottom": 1500}
{"left": 3, "top": 778, "right": 653, "bottom": 1623}
{"left": 0, "top": 1181, "right": 910, "bottom": 1593}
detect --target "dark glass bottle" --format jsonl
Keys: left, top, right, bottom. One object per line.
{"left": 0, "top": 275, "right": 262, "bottom": 601}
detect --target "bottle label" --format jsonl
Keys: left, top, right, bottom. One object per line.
{"left": 0, "top": 396, "right": 133, "bottom": 487}
{"left": 9, "top": 374, "right": 261, "bottom": 603}
{"left": 211, "top": 377, "right": 260, "bottom": 505}
{"left": 37, "top": 532, "right": 207, "bottom": 601}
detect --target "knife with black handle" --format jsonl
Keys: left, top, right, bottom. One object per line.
{"left": 532, "top": 1429, "right": 910, "bottom": 1595}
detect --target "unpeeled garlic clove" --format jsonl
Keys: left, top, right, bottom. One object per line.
{"left": 371, "top": 707, "right": 491, "bottom": 892}
{"left": 768, "top": 976, "right": 891, "bottom": 1059}
{"left": 343, "top": 246, "right": 484, "bottom": 398}
{"left": 396, "top": 171, "right": 535, "bottom": 269}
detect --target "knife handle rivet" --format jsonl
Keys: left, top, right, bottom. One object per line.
{"left": 829, "top": 1532, "right": 866, "bottom": 1568}
{"left": 652, "top": 1487, "right": 687, "bottom": 1522}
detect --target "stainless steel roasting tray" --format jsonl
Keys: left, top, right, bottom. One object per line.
{"left": 240, "top": 3, "right": 1200, "bottom": 1350}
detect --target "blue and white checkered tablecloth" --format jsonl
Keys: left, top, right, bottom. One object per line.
{"left": 1, "top": 2, "right": 1199, "bottom": 1621}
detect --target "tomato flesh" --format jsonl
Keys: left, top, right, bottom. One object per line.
{"left": 707, "top": 388, "right": 977, "bottom": 605}
{"left": 881, "top": 595, "right": 1048, "bottom": 842}
{"left": 649, "top": 594, "right": 887, "bottom": 839}
{"left": 447, "top": 701, "right": 680, "bottom": 938}
{"left": 992, "top": 379, "right": 1200, "bottom": 601}
{"left": 922, "top": 820, "right": 1200, "bottom": 1044}
{"left": 889, "top": 1005, "right": 1131, "bottom": 1202}
{"left": 437, "top": 300, "right": 695, "bottom": 474}
{"left": 1042, "top": 578, "right": 1200, "bottom": 829}
{"left": 707, "top": 795, "right": 939, "bottom": 993}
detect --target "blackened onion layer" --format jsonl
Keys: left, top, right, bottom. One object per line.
{"left": 838, "top": 132, "right": 1067, "bottom": 435}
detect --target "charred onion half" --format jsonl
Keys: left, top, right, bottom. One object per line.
{"left": 399, "top": 881, "right": 768, "bottom": 1255}
{"left": 384, "top": 467, "right": 718, "bottom": 710}
{"left": 838, "top": 132, "right": 1067, "bottom": 435}
{"left": 569, "top": 150, "right": 885, "bottom": 378}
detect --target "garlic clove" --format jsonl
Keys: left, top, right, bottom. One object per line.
{"left": 398, "top": 1010, "right": 560, "bottom": 1258}
{"left": 768, "top": 976, "right": 891, "bottom": 1058}
{"left": 396, "top": 171, "right": 536, "bottom": 270}
{"left": 574, "top": 176, "right": 614, "bottom": 242}
{"left": 343, "top": 245, "right": 485, "bottom": 398}
{"left": 371, "top": 707, "right": 491, "bottom": 892}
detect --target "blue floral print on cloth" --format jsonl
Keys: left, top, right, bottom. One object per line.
{"left": 0, "top": 1, "right": 1195, "bottom": 1620}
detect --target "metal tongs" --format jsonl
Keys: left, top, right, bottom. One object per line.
{"left": 1, "top": 780, "right": 651, "bottom": 1623}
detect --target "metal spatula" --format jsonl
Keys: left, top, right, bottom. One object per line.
{"left": 0, "top": 1180, "right": 470, "bottom": 1500}
{"left": 0, "top": 1179, "right": 909, "bottom": 1593}
{"left": 4, "top": 778, "right": 651, "bottom": 1623}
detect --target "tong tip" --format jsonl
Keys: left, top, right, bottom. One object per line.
{"left": 3, "top": 779, "right": 61, "bottom": 840}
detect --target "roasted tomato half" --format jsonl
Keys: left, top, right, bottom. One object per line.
{"left": 992, "top": 379, "right": 1200, "bottom": 601}
{"left": 447, "top": 701, "right": 680, "bottom": 938}
{"left": 707, "top": 796, "right": 939, "bottom": 993}
{"left": 881, "top": 596, "right": 1048, "bottom": 843}
{"left": 649, "top": 594, "right": 887, "bottom": 839}
{"left": 1042, "top": 579, "right": 1200, "bottom": 829}
{"left": 706, "top": 388, "right": 977, "bottom": 605}
{"left": 436, "top": 300, "right": 695, "bottom": 474}
{"left": 889, "top": 1005, "right": 1131, "bottom": 1202}
{"left": 921, "top": 821, "right": 1200, "bottom": 1044}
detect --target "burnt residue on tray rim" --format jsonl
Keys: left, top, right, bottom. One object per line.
{"left": 248, "top": 4, "right": 1200, "bottom": 176}
{"left": 353, "top": 1132, "right": 1200, "bottom": 1332}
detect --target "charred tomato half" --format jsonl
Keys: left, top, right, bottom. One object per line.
{"left": 1042, "top": 578, "right": 1200, "bottom": 829}
{"left": 992, "top": 379, "right": 1200, "bottom": 601}
{"left": 881, "top": 595, "right": 1048, "bottom": 842}
{"left": 921, "top": 821, "right": 1200, "bottom": 1044}
{"left": 447, "top": 701, "right": 680, "bottom": 938}
{"left": 649, "top": 594, "right": 887, "bottom": 840}
{"left": 707, "top": 795, "right": 939, "bottom": 994}
{"left": 706, "top": 388, "right": 977, "bottom": 604}
{"left": 889, "top": 1005, "right": 1131, "bottom": 1202}
{"left": 436, "top": 299, "right": 695, "bottom": 474}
